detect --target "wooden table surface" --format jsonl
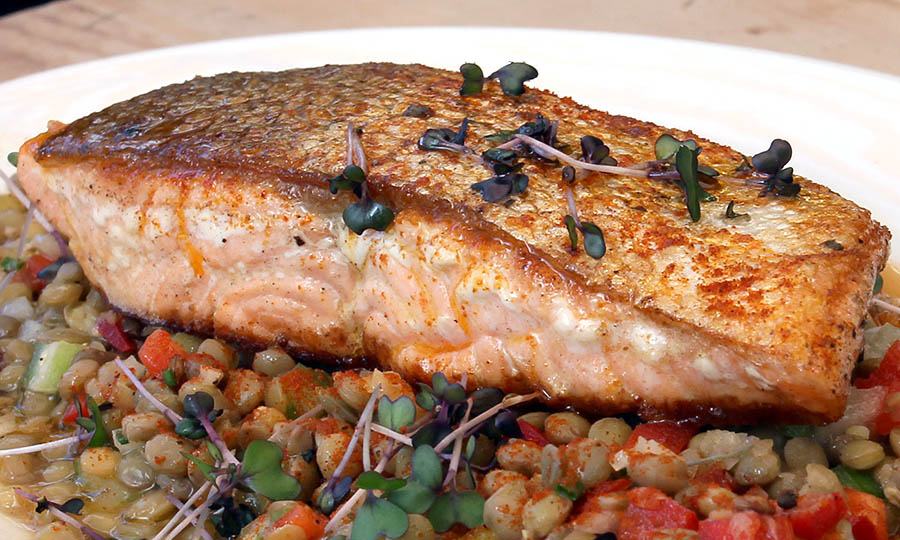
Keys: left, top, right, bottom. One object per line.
{"left": 0, "top": 0, "right": 899, "bottom": 83}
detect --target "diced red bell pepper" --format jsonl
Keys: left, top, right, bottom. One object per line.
{"left": 857, "top": 341, "right": 900, "bottom": 389}
{"left": 618, "top": 487, "right": 699, "bottom": 540}
{"left": 789, "top": 492, "right": 847, "bottom": 540}
{"left": 694, "top": 467, "right": 735, "bottom": 490}
{"left": 845, "top": 489, "right": 888, "bottom": 540}
{"left": 624, "top": 420, "right": 699, "bottom": 454}
{"left": 699, "top": 512, "right": 794, "bottom": 540}
{"left": 518, "top": 419, "right": 550, "bottom": 447}
{"left": 138, "top": 329, "right": 184, "bottom": 378}
{"left": 97, "top": 317, "right": 135, "bottom": 352}
{"left": 62, "top": 394, "right": 88, "bottom": 424}
{"left": 13, "top": 254, "right": 54, "bottom": 292}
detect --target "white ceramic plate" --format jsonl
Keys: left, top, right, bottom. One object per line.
{"left": 0, "top": 27, "right": 898, "bottom": 535}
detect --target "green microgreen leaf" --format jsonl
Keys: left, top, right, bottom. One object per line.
{"left": 318, "top": 476, "right": 353, "bottom": 514}
{"left": 84, "top": 396, "right": 109, "bottom": 448}
{"left": 752, "top": 139, "right": 792, "bottom": 175}
{"left": 654, "top": 134, "right": 681, "bottom": 160}
{"left": 240, "top": 440, "right": 301, "bottom": 500}
{"left": 470, "top": 173, "right": 529, "bottom": 203}
{"left": 162, "top": 368, "right": 177, "bottom": 389}
{"left": 564, "top": 216, "right": 579, "bottom": 251}
{"left": 483, "top": 130, "right": 515, "bottom": 143}
{"left": 7, "top": 152, "right": 17, "bottom": 167}
{"left": 697, "top": 165, "right": 720, "bottom": 177}
{"left": 342, "top": 199, "right": 395, "bottom": 235}
{"left": 245, "top": 468, "right": 302, "bottom": 500}
{"left": 415, "top": 386, "right": 439, "bottom": 411}
{"left": 115, "top": 431, "right": 129, "bottom": 446}
{"left": 482, "top": 148, "right": 518, "bottom": 166}
{"left": 0, "top": 257, "right": 23, "bottom": 272}
{"left": 431, "top": 373, "right": 466, "bottom": 404}
{"left": 241, "top": 439, "right": 284, "bottom": 476}
{"left": 425, "top": 489, "right": 485, "bottom": 533}
{"left": 459, "top": 63, "right": 485, "bottom": 96}
{"left": 57, "top": 498, "right": 84, "bottom": 515}
{"left": 875, "top": 274, "right": 884, "bottom": 295}
{"left": 553, "top": 481, "right": 586, "bottom": 501}
{"left": 376, "top": 395, "right": 416, "bottom": 432}
{"left": 182, "top": 451, "right": 216, "bottom": 482}
{"left": 183, "top": 392, "right": 214, "bottom": 419}
{"left": 328, "top": 165, "right": 366, "bottom": 196}
{"left": 488, "top": 62, "right": 539, "bottom": 97}
{"left": 388, "top": 445, "right": 443, "bottom": 513}
{"left": 469, "top": 387, "right": 504, "bottom": 418}
{"left": 402, "top": 105, "right": 433, "bottom": 119}
{"left": 675, "top": 145, "right": 702, "bottom": 222}
{"left": 724, "top": 201, "right": 748, "bottom": 219}
{"left": 207, "top": 440, "right": 223, "bottom": 463}
{"left": 175, "top": 417, "right": 207, "bottom": 440}
{"left": 581, "top": 222, "right": 606, "bottom": 259}
{"left": 562, "top": 165, "right": 576, "bottom": 183}
{"left": 833, "top": 464, "right": 884, "bottom": 498}
{"left": 822, "top": 239, "right": 844, "bottom": 251}
{"left": 356, "top": 471, "right": 407, "bottom": 492}
{"left": 75, "top": 418, "right": 95, "bottom": 431}
{"left": 351, "top": 493, "right": 409, "bottom": 540}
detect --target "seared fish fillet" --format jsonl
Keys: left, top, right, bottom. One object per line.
{"left": 16, "top": 63, "right": 889, "bottom": 423}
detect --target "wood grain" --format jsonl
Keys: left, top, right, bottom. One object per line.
{"left": 0, "top": 0, "right": 898, "bottom": 82}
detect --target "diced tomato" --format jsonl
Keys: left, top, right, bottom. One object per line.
{"left": 699, "top": 512, "right": 793, "bottom": 540}
{"left": 789, "top": 492, "right": 847, "bottom": 540}
{"left": 97, "top": 317, "right": 135, "bottom": 352}
{"left": 138, "top": 329, "right": 184, "bottom": 378}
{"left": 270, "top": 502, "right": 327, "bottom": 539}
{"left": 625, "top": 420, "right": 699, "bottom": 454}
{"left": 845, "top": 489, "right": 888, "bottom": 540}
{"left": 589, "top": 478, "right": 633, "bottom": 495}
{"left": 856, "top": 341, "right": 900, "bottom": 389}
{"left": 62, "top": 394, "right": 88, "bottom": 424}
{"left": 518, "top": 419, "right": 550, "bottom": 447}
{"left": 618, "top": 487, "right": 699, "bottom": 540}
{"left": 694, "top": 467, "right": 735, "bottom": 490}
{"left": 13, "top": 254, "right": 54, "bottom": 292}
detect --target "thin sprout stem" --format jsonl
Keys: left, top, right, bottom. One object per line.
{"left": 198, "top": 414, "right": 239, "bottom": 466}
{"left": 347, "top": 123, "right": 367, "bottom": 174}
{"left": 563, "top": 186, "right": 581, "bottom": 228}
{"left": 346, "top": 122, "right": 354, "bottom": 168}
{"left": 0, "top": 169, "right": 55, "bottom": 233}
{"left": 162, "top": 490, "right": 218, "bottom": 540}
{"left": 17, "top": 203, "right": 34, "bottom": 259}
{"left": 369, "top": 424, "right": 413, "bottom": 447}
{"left": 873, "top": 298, "right": 900, "bottom": 315}
{"left": 434, "top": 391, "right": 541, "bottom": 453}
{"left": 0, "top": 432, "right": 88, "bottom": 456}
{"left": 512, "top": 134, "right": 649, "bottom": 178}
{"left": 192, "top": 504, "right": 212, "bottom": 540}
{"left": 324, "top": 439, "right": 395, "bottom": 533}
{"left": 152, "top": 482, "right": 212, "bottom": 540}
{"left": 268, "top": 404, "right": 324, "bottom": 442}
{"left": 164, "top": 494, "right": 214, "bottom": 540}
{"left": 0, "top": 271, "right": 15, "bottom": 297}
{"left": 443, "top": 399, "right": 473, "bottom": 488}
{"left": 113, "top": 357, "right": 182, "bottom": 424}
{"left": 362, "top": 406, "right": 373, "bottom": 471}
{"left": 326, "top": 385, "right": 381, "bottom": 490}
{"left": 15, "top": 489, "right": 105, "bottom": 540}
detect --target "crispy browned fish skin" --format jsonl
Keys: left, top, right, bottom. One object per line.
{"left": 18, "top": 63, "right": 890, "bottom": 423}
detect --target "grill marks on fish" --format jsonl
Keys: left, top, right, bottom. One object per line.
{"left": 19, "top": 63, "right": 890, "bottom": 423}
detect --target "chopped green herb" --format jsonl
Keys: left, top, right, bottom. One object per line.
{"left": 0, "top": 257, "right": 23, "bottom": 272}
{"left": 874, "top": 274, "right": 884, "bottom": 295}
{"left": 6, "top": 152, "right": 17, "bottom": 167}
{"left": 553, "top": 481, "right": 586, "bottom": 501}
{"left": 162, "top": 368, "right": 177, "bottom": 389}
{"left": 833, "top": 464, "right": 884, "bottom": 498}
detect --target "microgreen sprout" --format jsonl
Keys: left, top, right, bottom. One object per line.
{"left": 724, "top": 201, "right": 749, "bottom": 220}
{"left": 16, "top": 489, "right": 106, "bottom": 540}
{"left": 675, "top": 144, "right": 703, "bottom": 222}
{"left": 751, "top": 139, "right": 799, "bottom": 196}
{"left": 0, "top": 256, "right": 23, "bottom": 272}
{"left": 459, "top": 62, "right": 538, "bottom": 97}
{"left": 6, "top": 152, "right": 17, "bottom": 167}
{"left": 417, "top": 117, "right": 470, "bottom": 153}
{"left": 73, "top": 396, "right": 110, "bottom": 448}
{"left": 470, "top": 173, "right": 529, "bottom": 203}
{"left": 563, "top": 186, "right": 606, "bottom": 259}
{"left": 330, "top": 124, "right": 395, "bottom": 234}
{"left": 0, "top": 167, "right": 55, "bottom": 233}
{"left": 581, "top": 135, "right": 617, "bottom": 166}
